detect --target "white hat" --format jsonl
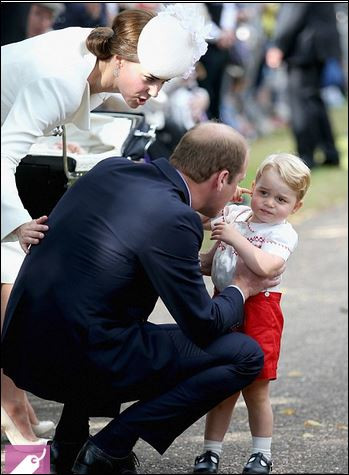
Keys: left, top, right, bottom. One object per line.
{"left": 137, "top": 4, "right": 211, "bottom": 80}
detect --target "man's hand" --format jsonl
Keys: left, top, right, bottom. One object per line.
{"left": 217, "top": 30, "right": 235, "bottom": 49}
{"left": 14, "top": 216, "right": 49, "bottom": 254}
{"left": 232, "top": 257, "right": 285, "bottom": 300}
{"left": 199, "top": 252, "right": 212, "bottom": 276}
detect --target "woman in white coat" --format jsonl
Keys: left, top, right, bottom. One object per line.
{"left": 1, "top": 4, "right": 210, "bottom": 445}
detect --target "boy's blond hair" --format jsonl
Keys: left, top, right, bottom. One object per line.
{"left": 255, "top": 153, "right": 311, "bottom": 200}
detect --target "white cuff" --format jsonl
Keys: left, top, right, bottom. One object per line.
{"left": 227, "top": 285, "right": 245, "bottom": 303}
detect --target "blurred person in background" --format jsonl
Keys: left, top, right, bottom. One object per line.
{"left": 150, "top": 66, "right": 210, "bottom": 159}
{"left": 53, "top": 3, "right": 107, "bottom": 29}
{"left": 1, "top": 3, "right": 31, "bottom": 46}
{"left": 26, "top": 3, "right": 65, "bottom": 38}
{"left": 1, "top": 4, "right": 210, "bottom": 450}
{"left": 266, "top": 3, "right": 343, "bottom": 169}
{"left": 1, "top": 3, "right": 65, "bottom": 45}
{"left": 198, "top": 3, "right": 238, "bottom": 120}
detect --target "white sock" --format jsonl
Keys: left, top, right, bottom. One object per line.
{"left": 203, "top": 439, "right": 223, "bottom": 457}
{"left": 251, "top": 436, "right": 272, "bottom": 461}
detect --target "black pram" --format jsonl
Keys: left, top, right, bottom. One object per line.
{"left": 15, "top": 111, "right": 156, "bottom": 218}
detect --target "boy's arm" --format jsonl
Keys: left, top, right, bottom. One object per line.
{"left": 211, "top": 222, "right": 284, "bottom": 277}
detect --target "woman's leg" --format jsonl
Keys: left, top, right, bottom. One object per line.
{"left": 1, "top": 283, "right": 38, "bottom": 441}
{"left": 24, "top": 392, "right": 39, "bottom": 425}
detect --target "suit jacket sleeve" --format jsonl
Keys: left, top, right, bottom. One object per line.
{"left": 273, "top": 4, "right": 308, "bottom": 56}
{"left": 139, "top": 207, "right": 244, "bottom": 347}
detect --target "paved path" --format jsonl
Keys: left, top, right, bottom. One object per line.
{"left": 2, "top": 203, "right": 348, "bottom": 474}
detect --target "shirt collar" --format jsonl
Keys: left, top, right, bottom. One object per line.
{"left": 175, "top": 169, "right": 192, "bottom": 207}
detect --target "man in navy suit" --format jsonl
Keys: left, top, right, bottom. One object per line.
{"left": 2, "top": 122, "right": 282, "bottom": 474}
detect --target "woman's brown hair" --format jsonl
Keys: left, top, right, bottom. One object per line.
{"left": 86, "top": 9, "right": 156, "bottom": 61}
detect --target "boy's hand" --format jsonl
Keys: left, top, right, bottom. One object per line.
{"left": 231, "top": 186, "right": 252, "bottom": 203}
{"left": 210, "top": 222, "right": 236, "bottom": 245}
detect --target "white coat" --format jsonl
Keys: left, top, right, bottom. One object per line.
{"left": 1, "top": 27, "right": 113, "bottom": 282}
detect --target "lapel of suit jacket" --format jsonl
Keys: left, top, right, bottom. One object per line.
{"left": 151, "top": 158, "right": 191, "bottom": 206}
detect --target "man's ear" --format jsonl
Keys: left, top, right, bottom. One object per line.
{"left": 216, "top": 170, "right": 230, "bottom": 192}
{"left": 292, "top": 200, "right": 303, "bottom": 214}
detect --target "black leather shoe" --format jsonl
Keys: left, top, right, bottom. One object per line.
{"left": 242, "top": 452, "right": 272, "bottom": 474}
{"left": 193, "top": 450, "right": 220, "bottom": 473}
{"left": 49, "top": 439, "right": 85, "bottom": 474}
{"left": 72, "top": 438, "right": 139, "bottom": 474}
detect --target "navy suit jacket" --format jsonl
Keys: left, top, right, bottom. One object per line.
{"left": 2, "top": 158, "right": 244, "bottom": 403}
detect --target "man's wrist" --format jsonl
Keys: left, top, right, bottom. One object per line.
{"left": 228, "top": 285, "right": 246, "bottom": 303}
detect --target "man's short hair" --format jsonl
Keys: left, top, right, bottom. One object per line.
{"left": 169, "top": 122, "right": 248, "bottom": 184}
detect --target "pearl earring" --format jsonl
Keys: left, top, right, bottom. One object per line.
{"left": 113, "top": 67, "right": 119, "bottom": 78}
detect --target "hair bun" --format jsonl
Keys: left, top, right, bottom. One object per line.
{"left": 86, "top": 27, "right": 115, "bottom": 60}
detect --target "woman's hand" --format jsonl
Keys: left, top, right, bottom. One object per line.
{"left": 14, "top": 216, "right": 49, "bottom": 254}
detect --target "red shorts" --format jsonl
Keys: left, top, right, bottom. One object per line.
{"left": 243, "top": 292, "right": 283, "bottom": 380}
{"left": 214, "top": 289, "right": 284, "bottom": 380}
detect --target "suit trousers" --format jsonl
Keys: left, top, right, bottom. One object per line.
{"left": 287, "top": 63, "right": 339, "bottom": 167}
{"left": 55, "top": 323, "right": 263, "bottom": 456}
{"left": 198, "top": 44, "right": 231, "bottom": 120}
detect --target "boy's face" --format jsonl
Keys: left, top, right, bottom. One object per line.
{"left": 250, "top": 167, "right": 302, "bottom": 224}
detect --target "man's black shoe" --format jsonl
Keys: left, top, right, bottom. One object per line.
{"left": 242, "top": 452, "right": 272, "bottom": 474}
{"left": 193, "top": 450, "right": 220, "bottom": 473}
{"left": 72, "top": 438, "right": 139, "bottom": 474}
{"left": 49, "top": 439, "right": 85, "bottom": 474}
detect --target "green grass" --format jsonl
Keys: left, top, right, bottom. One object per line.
{"left": 201, "top": 102, "right": 348, "bottom": 251}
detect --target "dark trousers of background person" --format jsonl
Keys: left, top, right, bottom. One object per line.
{"left": 198, "top": 44, "right": 231, "bottom": 120}
{"left": 287, "top": 63, "right": 340, "bottom": 169}
{"left": 54, "top": 324, "right": 263, "bottom": 456}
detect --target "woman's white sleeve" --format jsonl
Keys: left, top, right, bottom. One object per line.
{"left": 1, "top": 76, "right": 81, "bottom": 241}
